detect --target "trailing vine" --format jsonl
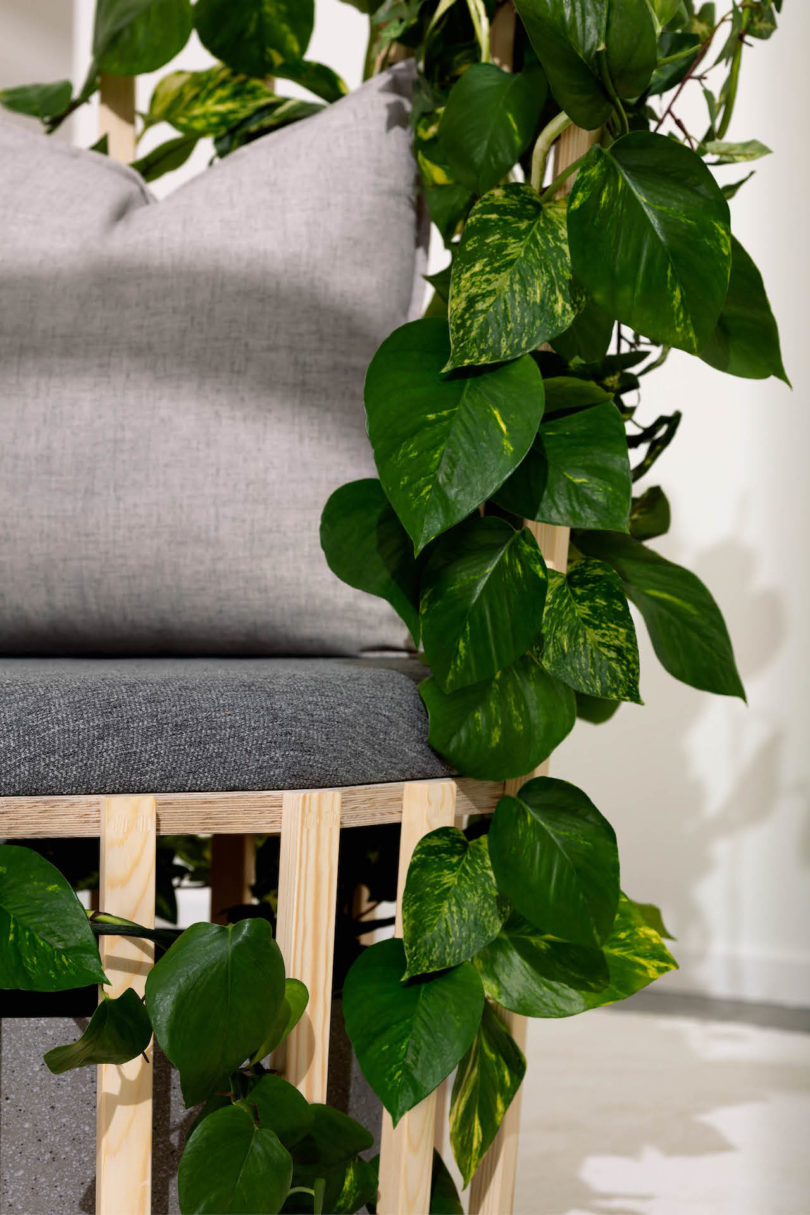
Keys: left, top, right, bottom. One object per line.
{"left": 0, "top": 0, "right": 787, "bottom": 1211}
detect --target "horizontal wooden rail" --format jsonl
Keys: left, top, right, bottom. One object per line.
{"left": 0, "top": 778, "right": 500, "bottom": 837}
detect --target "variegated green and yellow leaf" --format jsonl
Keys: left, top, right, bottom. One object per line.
{"left": 365, "top": 319, "right": 545, "bottom": 553}
{"left": 146, "top": 66, "right": 275, "bottom": 135}
{"left": 447, "top": 186, "right": 580, "bottom": 370}
{"left": 420, "top": 516, "right": 547, "bottom": 692}
{"left": 541, "top": 559, "right": 641, "bottom": 703}
{"left": 568, "top": 132, "right": 732, "bottom": 354}
{"left": 449, "top": 1003, "right": 526, "bottom": 1188}
{"left": 474, "top": 893, "right": 677, "bottom": 1017}
{"left": 420, "top": 648, "right": 576, "bottom": 781}
{"left": 194, "top": 0, "right": 314, "bottom": 76}
{"left": 402, "top": 828, "right": 507, "bottom": 978}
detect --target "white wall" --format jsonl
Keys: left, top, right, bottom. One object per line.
{"left": 2, "top": 1, "right": 807, "bottom": 1005}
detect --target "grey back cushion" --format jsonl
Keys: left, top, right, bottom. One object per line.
{"left": 0, "top": 66, "right": 421, "bottom": 655}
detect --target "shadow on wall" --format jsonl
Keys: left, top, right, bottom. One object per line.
{"left": 516, "top": 1006, "right": 810, "bottom": 1215}
{"left": 555, "top": 526, "right": 804, "bottom": 1000}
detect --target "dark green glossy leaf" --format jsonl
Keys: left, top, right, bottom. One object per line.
{"left": 146, "top": 67, "right": 275, "bottom": 136}
{"left": 648, "top": 32, "right": 701, "bottom": 95}
{"left": 420, "top": 517, "right": 547, "bottom": 692}
{"left": 178, "top": 1102, "right": 292, "bottom": 1215}
{"left": 195, "top": 0, "right": 314, "bottom": 76}
{"left": 629, "top": 485, "right": 671, "bottom": 540}
{"left": 575, "top": 530, "right": 745, "bottom": 698}
{"left": 430, "top": 1150, "right": 463, "bottom": 1214}
{"left": 576, "top": 691, "right": 621, "bottom": 723}
{"left": 365, "top": 318, "right": 545, "bottom": 553}
{"left": 475, "top": 893, "right": 677, "bottom": 1016}
{"left": 551, "top": 298, "right": 614, "bottom": 363}
{"left": 251, "top": 978, "right": 309, "bottom": 1062}
{"left": 426, "top": 183, "right": 475, "bottom": 246}
{"left": 0, "top": 80, "right": 72, "bottom": 120}
{"left": 542, "top": 560, "right": 641, "bottom": 702}
{"left": 94, "top": 0, "right": 192, "bottom": 75}
{"left": 421, "top": 649, "right": 576, "bottom": 781}
{"left": 495, "top": 401, "right": 632, "bottom": 531}
{"left": 700, "top": 237, "right": 789, "bottom": 384}
{"left": 321, "top": 479, "right": 422, "bottom": 644}
{"left": 0, "top": 845, "right": 106, "bottom": 991}
{"left": 448, "top": 187, "right": 579, "bottom": 369}
{"left": 270, "top": 60, "right": 348, "bottom": 103}
{"left": 131, "top": 134, "right": 197, "bottom": 183}
{"left": 44, "top": 988, "right": 151, "bottom": 1073}
{"left": 449, "top": 1003, "right": 526, "bottom": 1188}
{"left": 342, "top": 938, "right": 484, "bottom": 1124}
{"left": 541, "top": 376, "right": 613, "bottom": 416}
{"left": 703, "top": 139, "right": 771, "bottom": 163}
{"left": 245, "top": 1074, "right": 313, "bottom": 1148}
{"left": 568, "top": 132, "right": 731, "bottom": 353}
{"left": 289, "top": 1103, "right": 375, "bottom": 1210}
{"left": 213, "top": 96, "right": 322, "bottom": 156}
{"left": 402, "top": 828, "right": 507, "bottom": 978}
{"left": 647, "top": 0, "right": 683, "bottom": 26}
{"left": 514, "top": 0, "right": 657, "bottom": 128}
{"left": 145, "top": 919, "right": 285, "bottom": 1105}
{"left": 488, "top": 777, "right": 619, "bottom": 946}
{"left": 438, "top": 63, "right": 546, "bottom": 196}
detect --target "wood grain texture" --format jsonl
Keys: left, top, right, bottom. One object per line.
{"left": 99, "top": 73, "right": 136, "bottom": 163}
{"left": 378, "top": 780, "right": 458, "bottom": 1215}
{"left": 0, "top": 779, "right": 500, "bottom": 838}
{"left": 96, "top": 796, "right": 156, "bottom": 1215}
{"left": 209, "top": 834, "right": 256, "bottom": 924}
{"left": 275, "top": 790, "right": 341, "bottom": 1102}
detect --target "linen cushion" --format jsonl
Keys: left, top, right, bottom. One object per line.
{"left": 0, "top": 658, "right": 451, "bottom": 795}
{"left": 0, "top": 66, "right": 422, "bottom": 655}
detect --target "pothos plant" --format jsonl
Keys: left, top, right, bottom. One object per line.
{"left": 0, "top": 0, "right": 787, "bottom": 1211}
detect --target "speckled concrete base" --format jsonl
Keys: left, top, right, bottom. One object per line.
{"left": 1, "top": 1004, "right": 380, "bottom": 1214}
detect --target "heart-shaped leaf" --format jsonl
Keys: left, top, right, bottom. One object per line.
{"left": 438, "top": 64, "right": 546, "bottom": 197}
{"left": 449, "top": 1003, "right": 526, "bottom": 1188}
{"left": 251, "top": 978, "right": 309, "bottom": 1063}
{"left": 131, "top": 134, "right": 198, "bottom": 183}
{"left": 178, "top": 1102, "right": 292, "bottom": 1215}
{"left": 365, "top": 318, "right": 545, "bottom": 552}
{"left": 195, "top": 0, "right": 314, "bottom": 75}
{"left": 488, "top": 777, "right": 619, "bottom": 946}
{"left": 44, "top": 988, "right": 151, "bottom": 1073}
{"left": 0, "top": 80, "right": 72, "bottom": 121}
{"left": 146, "top": 67, "right": 276, "bottom": 137}
{"left": 475, "top": 893, "right": 677, "bottom": 1016}
{"left": 629, "top": 486, "right": 671, "bottom": 541}
{"left": 700, "top": 236, "right": 789, "bottom": 383}
{"left": 321, "top": 479, "right": 422, "bottom": 644}
{"left": 568, "top": 132, "right": 731, "bottom": 353}
{"left": 430, "top": 1150, "right": 463, "bottom": 1214}
{"left": 0, "top": 845, "right": 106, "bottom": 991}
{"left": 402, "top": 828, "right": 507, "bottom": 977}
{"left": 541, "top": 560, "right": 641, "bottom": 703}
{"left": 420, "top": 649, "right": 576, "bottom": 781}
{"left": 145, "top": 919, "right": 285, "bottom": 1105}
{"left": 514, "top": 0, "right": 657, "bottom": 128}
{"left": 94, "top": 0, "right": 193, "bottom": 75}
{"left": 342, "top": 938, "right": 484, "bottom": 1125}
{"left": 495, "top": 400, "right": 632, "bottom": 530}
{"left": 575, "top": 530, "right": 745, "bottom": 699}
{"left": 448, "top": 188, "right": 579, "bottom": 369}
{"left": 246, "top": 1074, "right": 313, "bottom": 1149}
{"left": 420, "top": 517, "right": 547, "bottom": 692}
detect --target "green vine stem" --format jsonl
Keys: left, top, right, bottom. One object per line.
{"left": 530, "top": 110, "right": 573, "bottom": 192}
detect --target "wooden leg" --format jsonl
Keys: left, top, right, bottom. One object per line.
{"left": 209, "top": 834, "right": 256, "bottom": 925}
{"left": 96, "top": 795, "right": 156, "bottom": 1215}
{"left": 378, "top": 780, "right": 457, "bottom": 1215}
{"left": 275, "top": 790, "right": 341, "bottom": 1102}
{"left": 468, "top": 1010, "right": 528, "bottom": 1214}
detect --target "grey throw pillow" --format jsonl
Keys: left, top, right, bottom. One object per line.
{"left": 0, "top": 65, "right": 423, "bottom": 656}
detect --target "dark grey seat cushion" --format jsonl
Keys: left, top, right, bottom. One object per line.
{"left": 0, "top": 658, "right": 451, "bottom": 795}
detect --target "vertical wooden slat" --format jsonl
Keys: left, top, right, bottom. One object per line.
{"left": 209, "top": 834, "right": 256, "bottom": 925}
{"left": 96, "top": 795, "right": 156, "bottom": 1215}
{"left": 378, "top": 780, "right": 457, "bottom": 1215}
{"left": 275, "top": 790, "right": 341, "bottom": 1102}
{"left": 98, "top": 73, "right": 136, "bottom": 163}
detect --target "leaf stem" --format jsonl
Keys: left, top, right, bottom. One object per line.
{"left": 538, "top": 152, "right": 589, "bottom": 202}
{"left": 597, "top": 51, "right": 628, "bottom": 136}
{"left": 530, "top": 110, "right": 573, "bottom": 192}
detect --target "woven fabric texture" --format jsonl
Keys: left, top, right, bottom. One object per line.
{"left": 0, "top": 658, "right": 451, "bottom": 795}
{"left": 0, "top": 66, "right": 422, "bottom": 656}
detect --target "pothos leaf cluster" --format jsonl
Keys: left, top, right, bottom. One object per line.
{"left": 0, "top": 0, "right": 787, "bottom": 1209}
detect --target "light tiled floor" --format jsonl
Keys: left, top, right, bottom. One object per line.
{"left": 515, "top": 999, "right": 810, "bottom": 1215}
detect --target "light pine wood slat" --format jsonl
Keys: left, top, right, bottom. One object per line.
{"left": 275, "top": 789, "right": 342, "bottom": 1102}
{"left": 98, "top": 73, "right": 136, "bottom": 163}
{"left": 378, "top": 780, "right": 458, "bottom": 1215}
{"left": 96, "top": 795, "right": 156, "bottom": 1215}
